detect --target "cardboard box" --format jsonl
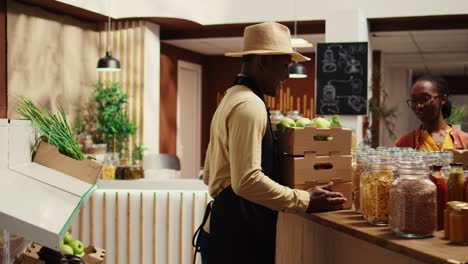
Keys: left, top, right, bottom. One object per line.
{"left": 280, "top": 152, "right": 352, "bottom": 187}
{"left": 82, "top": 246, "right": 105, "bottom": 264}
{"left": 295, "top": 181, "right": 352, "bottom": 209}
{"left": 277, "top": 125, "right": 352, "bottom": 156}
{"left": 33, "top": 141, "right": 103, "bottom": 184}
{"left": 19, "top": 243, "right": 44, "bottom": 264}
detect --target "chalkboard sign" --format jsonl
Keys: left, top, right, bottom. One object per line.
{"left": 315, "top": 42, "right": 368, "bottom": 115}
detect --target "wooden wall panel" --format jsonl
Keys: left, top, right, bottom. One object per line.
{"left": 98, "top": 20, "right": 146, "bottom": 155}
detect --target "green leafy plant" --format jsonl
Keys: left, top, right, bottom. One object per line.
{"left": 133, "top": 143, "right": 147, "bottom": 163}
{"left": 93, "top": 81, "right": 138, "bottom": 154}
{"left": 16, "top": 97, "right": 85, "bottom": 160}
{"left": 363, "top": 72, "right": 398, "bottom": 148}
{"left": 445, "top": 104, "right": 468, "bottom": 125}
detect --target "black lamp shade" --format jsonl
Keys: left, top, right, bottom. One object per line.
{"left": 288, "top": 61, "right": 307, "bottom": 78}
{"left": 97, "top": 51, "right": 121, "bottom": 72}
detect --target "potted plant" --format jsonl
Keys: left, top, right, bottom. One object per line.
{"left": 445, "top": 104, "right": 468, "bottom": 130}
{"left": 93, "top": 80, "right": 138, "bottom": 156}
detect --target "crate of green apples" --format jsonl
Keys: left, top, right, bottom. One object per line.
{"left": 276, "top": 115, "right": 352, "bottom": 156}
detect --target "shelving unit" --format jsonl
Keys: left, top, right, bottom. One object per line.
{"left": 0, "top": 119, "right": 97, "bottom": 263}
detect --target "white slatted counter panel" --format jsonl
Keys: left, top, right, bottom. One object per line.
{"left": 70, "top": 189, "right": 210, "bottom": 264}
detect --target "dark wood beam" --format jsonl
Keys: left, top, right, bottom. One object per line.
{"left": 0, "top": 0, "right": 6, "bottom": 118}
{"left": 160, "top": 20, "right": 325, "bottom": 40}
{"left": 369, "top": 14, "right": 468, "bottom": 32}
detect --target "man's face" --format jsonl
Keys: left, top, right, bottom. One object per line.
{"left": 259, "top": 55, "right": 291, "bottom": 97}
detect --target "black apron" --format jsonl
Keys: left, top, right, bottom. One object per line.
{"left": 208, "top": 76, "right": 280, "bottom": 264}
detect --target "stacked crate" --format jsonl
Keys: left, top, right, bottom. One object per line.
{"left": 277, "top": 125, "right": 353, "bottom": 209}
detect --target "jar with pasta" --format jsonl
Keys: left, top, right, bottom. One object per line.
{"left": 360, "top": 157, "right": 396, "bottom": 225}
{"left": 389, "top": 162, "right": 436, "bottom": 238}
{"left": 352, "top": 151, "right": 372, "bottom": 213}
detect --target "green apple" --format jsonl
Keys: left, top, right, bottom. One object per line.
{"left": 68, "top": 239, "right": 84, "bottom": 255}
{"left": 61, "top": 244, "right": 74, "bottom": 255}
{"left": 63, "top": 232, "right": 73, "bottom": 244}
{"left": 276, "top": 117, "right": 296, "bottom": 133}
{"left": 311, "top": 117, "right": 331, "bottom": 128}
{"left": 75, "top": 251, "right": 85, "bottom": 257}
{"left": 295, "top": 117, "right": 312, "bottom": 128}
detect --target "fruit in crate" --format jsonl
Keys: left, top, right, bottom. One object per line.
{"left": 295, "top": 117, "right": 312, "bottom": 128}
{"left": 276, "top": 117, "right": 296, "bottom": 133}
{"left": 63, "top": 232, "right": 73, "bottom": 244}
{"left": 68, "top": 239, "right": 84, "bottom": 255}
{"left": 60, "top": 243, "right": 74, "bottom": 255}
{"left": 311, "top": 117, "right": 331, "bottom": 128}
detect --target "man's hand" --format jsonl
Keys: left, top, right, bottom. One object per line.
{"left": 306, "top": 182, "right": 346, "bottom": 212}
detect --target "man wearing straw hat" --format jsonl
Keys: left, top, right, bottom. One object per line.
{"left": 198, "top": 22, "right": 346, "bottom": 263}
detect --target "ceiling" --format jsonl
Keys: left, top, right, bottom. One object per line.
{"left": 164, "top": 29, "right": 468, "bottom": 76}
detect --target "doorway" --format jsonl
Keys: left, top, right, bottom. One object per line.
{"left": 177, "top": 61, "right": 202, "bottom": 179}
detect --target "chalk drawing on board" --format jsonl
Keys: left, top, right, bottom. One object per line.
{"left": 347, "top": 95, "right": 367, "bottom": 112}
{"left": 319, "top": 83, "right": 339, "bottom": 114}
{"left": 321, "top": 44, "right": 363, "bottom": 75}
{"left": 322, "top": 48, "right": 337, "bottom": 72}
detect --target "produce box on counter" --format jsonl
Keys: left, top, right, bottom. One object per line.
{"left": 277, "top": 125, "right": 352, "bottom": 156}
{"left": 280, "top": 152, "right": 352, "bottom": 187}
{"left": 19, "top": 243, "right": 105, "bottom": 264}
{"left": 33, "top": 141, "right": 103, "bottom": 185}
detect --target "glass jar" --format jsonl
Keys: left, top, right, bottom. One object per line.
{"left": 79, "top": 134, "right": 93, "bottom": 154}
{"left": 389, "top": 163, "right": 437, "bottom": 238}
{"left": 269, "top": 110, "right": 284, "bottom": 124}
{"left": 429, "top": 165, "right": 448, "bottom": 230}
{"left": 448, "top": 202, "right": 468, "bottom": 244}
{"left": 447, "top": 163, "right": 465, "bottom": 202}
{"left": 444, "top": 201, "right": 463, "bottom": 238}
{"left": 352, "top": 150, "right": 371, "bottom": 213}
{"left": 286, "top": 110, "right": 301, "bottom": 121}
{"left": 360, "top": 157, "right": 397, "bottom": 225}
{"left": 102, "top": 153, "right": 118, "bottom": 179}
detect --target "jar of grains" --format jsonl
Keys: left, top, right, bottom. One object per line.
{"left": 352, "top": 150, "right": 371, "bottom": 213}
{"left": 447, "top": 163, "right": 465, "bottom": 202}
{"left": 389, "top": 161, "right": 437, "bottom": 238}
{"left": 360, "top": 157, "right": 397, "bottom": 225}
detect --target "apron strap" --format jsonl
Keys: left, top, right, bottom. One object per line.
{"left": 192, "top": 200, "right": 213, "bottom": 263}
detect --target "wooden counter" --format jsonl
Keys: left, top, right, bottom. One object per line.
{"left": 276, "top": 210, "right": 468, "bottom": 264}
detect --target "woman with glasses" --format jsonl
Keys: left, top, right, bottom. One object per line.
{"left": 394, "top": 75, "right": 468, "bottom": 150}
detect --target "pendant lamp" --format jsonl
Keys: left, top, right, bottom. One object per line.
{"left": 288, "top": 2, "right": 307, "bottom": 79}
{"left": 97, "top": 16, "right": 121, "bottom": 72}
{"left": 289, "top": 61, "right": 307, "bottom": 78}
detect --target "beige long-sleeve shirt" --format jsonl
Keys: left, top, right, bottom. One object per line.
{"left": 203, "top": 84, "right": 310, "bottom": 218}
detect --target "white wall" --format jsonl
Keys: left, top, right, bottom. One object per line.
{"left": 380, "top": 66, "right": 415, "bottom": 147}
{"left": 58, "top": 0, "right": 468, "bottom": 25}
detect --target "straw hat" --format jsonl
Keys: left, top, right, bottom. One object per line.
{"left": 225, "top": 22, "right": 310, "bottom": 62}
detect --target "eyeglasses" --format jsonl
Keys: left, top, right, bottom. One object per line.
{"left": 406, "top": 95, "right": 441, "bottom": 107}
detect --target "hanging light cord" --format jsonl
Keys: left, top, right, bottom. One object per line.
{"left": 106, "top": 16, "right": 111, "bottom": 52}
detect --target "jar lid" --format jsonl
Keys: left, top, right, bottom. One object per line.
{"left": 450, "top": 162, "right": 463, "bottom": 167}
{"left": 447, "top": 201, "right": 468, "bottom": 211}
